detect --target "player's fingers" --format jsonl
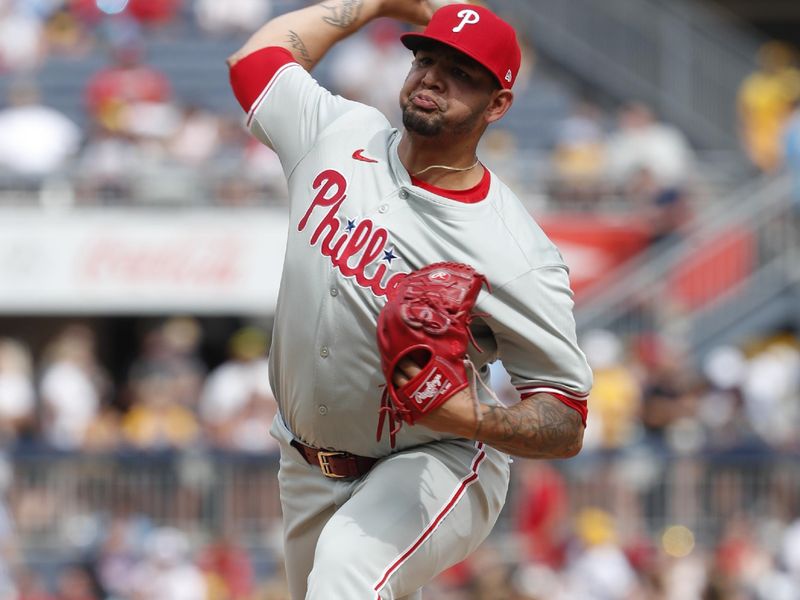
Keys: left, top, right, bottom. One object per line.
{"left": 398, "top": 357, "right": 422, "bottom": 376}
{"left": 392, "top": 369, "right": 409, "bottom": 387}
{"left": 392, "top": 357, "right": 422, "bottom": 387}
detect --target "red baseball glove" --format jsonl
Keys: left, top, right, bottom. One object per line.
{"left": 376, "top": 262, "right": 489, "bottom": 447}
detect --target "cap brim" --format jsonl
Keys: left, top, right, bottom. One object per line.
{"left": 400, "top": 32, "right": 434, "bottom": 52}
{"left": 400, "top": 32, "right": 504, "bottom": 88}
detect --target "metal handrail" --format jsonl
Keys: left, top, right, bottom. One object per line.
{"left": 576, "top": 174, "right": 788, "bottom": 325}
{"left": 497, "top": 0, "right": 761, "bottom": 149}
{"left": 8, "top": 449, "right": 800, "bottom": 557}
{"left": 575, "top": 173, "right": 797, "bottom": 354}
{"left": 686, "top": 249, "right": 800, "bottom": 356}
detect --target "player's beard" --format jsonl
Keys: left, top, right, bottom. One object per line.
{"left": 401, "top": 99, "right": 485, "bottom": 137}
{"left": 402, "top": 104, "right": 445, "bottom": 136}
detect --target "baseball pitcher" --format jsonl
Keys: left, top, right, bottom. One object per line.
{"left": 227, "top": 1, "right": 592, "bottom": 598}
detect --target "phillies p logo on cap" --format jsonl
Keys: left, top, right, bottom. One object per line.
{"left": 401, "top": 3, "right": 522, "bottom": 90}
{"left": 452, "top": 9, "right": 480, "bottom": 33}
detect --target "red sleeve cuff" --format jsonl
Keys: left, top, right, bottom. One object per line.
{"left": 229, "top": 47, "right": 296, "bottom": 112}
{"left": 520, "top": 391, "right": 588, "bottom": 427}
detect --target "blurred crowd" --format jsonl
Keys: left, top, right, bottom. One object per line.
{"left": 0, "top": 0, "right": 288, "bottom": 206}
{"left": 542, "top": 100, "right": 695, "bottom": 243}
{"left": 0, "top": 320, "right": 277, "bottom": 454}
{"left": 579, "top": 327, "right": 800, "bottom": 456}
{"left": 0, "top": 0, "right": 703, "bottom": 222}
{"left": 0, "top": 523, "right": 282, "bottom": 600}
{"left": 0, "top": 0, "right": 272, "bottom": 72}
{"left": 0, "top": 319, "right": 288, "bottom": 597}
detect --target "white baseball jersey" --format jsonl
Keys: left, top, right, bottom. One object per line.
{"left": 230, "top": 47, "right": 592, "bottom": 458}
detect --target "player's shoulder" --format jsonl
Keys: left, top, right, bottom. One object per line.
{"left": 322, "top": 99, "right": 391, "bottom": 137}
{"left": 485, "top": 174, "right": 566, "bottom": 270}
{"left": 248, "top": 59, "right": 388, "bottom": 132}
{"left": 297, "top": 97, "right": 393, "bottom": 167}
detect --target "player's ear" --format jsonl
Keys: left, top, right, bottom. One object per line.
{"left": 485, "top": 90, "right": 514, "bottom": 124}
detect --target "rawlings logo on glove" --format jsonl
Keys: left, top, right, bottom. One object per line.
{"left": 376, "top": 262, "right": 489, "bottom": 447}
{"left": 412, "top": 371, "right": 450, "bottom": 407}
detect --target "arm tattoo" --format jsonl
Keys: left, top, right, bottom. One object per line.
{"left": 320, "top": 0, "right": 363, "bottom": 28}
{"left": 477, "top": 394, "right": 583, "bottom": 459}
{"left": 286, "top": 30, "right": 313, "bottom": 66}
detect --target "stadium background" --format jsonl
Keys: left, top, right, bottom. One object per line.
{"left": 0, "top": 0, "right": 799, "bottom": 598}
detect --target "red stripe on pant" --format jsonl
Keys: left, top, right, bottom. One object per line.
{"left": 372, "top": 442, "right": 487, "bottom": 596}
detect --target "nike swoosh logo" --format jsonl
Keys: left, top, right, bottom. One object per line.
{"left": 352, "top": 149, "right": 379, "bottom": 163}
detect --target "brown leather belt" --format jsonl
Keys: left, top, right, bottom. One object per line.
{"left": 291, "top": 439, "right": 378, "bottom": 479}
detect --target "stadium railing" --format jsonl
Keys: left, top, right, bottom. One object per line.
{"left": 496, "top": 0, "right": 761, "bottom": 150}
{"left": 7, "top": 447, "right": 798, "bottom": 559}
{"left": 575, "top": 172, "right": 800, "bottom": 359}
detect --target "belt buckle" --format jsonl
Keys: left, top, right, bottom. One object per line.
{"left": 318, "top": 451, "right": 347, "bottom": 478}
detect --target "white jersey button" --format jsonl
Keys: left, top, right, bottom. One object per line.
{"left": 398, "top": 190, "right": 409, "bottom": 199}
{"left": 318, "top": 405, "right": 328, "bottom": 415}
{"left": 320, "top": 346, "right": 329, "bottom": 358}
{"left": 330, "top": 287, "right": 339, "bottom": 297}
{"left": 378, "top": 204, "right": 389, "bottom": 213}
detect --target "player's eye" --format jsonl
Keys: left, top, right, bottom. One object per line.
{"left": 451, "top": 67, "right": 470, "bottom": 80}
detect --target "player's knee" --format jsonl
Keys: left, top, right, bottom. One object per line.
{"left": 307, "top": 542, "right": 376, "bottom": 597}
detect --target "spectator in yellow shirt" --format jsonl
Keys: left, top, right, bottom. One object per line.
{"left": 121, "top": 368, "right": 199, "bottom": 450}
{"left": 738, "top": 41, "right": 800, "bottom": 172}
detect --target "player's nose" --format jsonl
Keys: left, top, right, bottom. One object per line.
{"left": 420, "top": 65, "right": 446, "bottom": 91}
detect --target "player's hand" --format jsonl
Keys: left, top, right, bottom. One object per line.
{"left": 392, "top": 357, "right": 483, "bottom": 438}
{"left": 376, "top": 0, "right": 435, "bottom": 27}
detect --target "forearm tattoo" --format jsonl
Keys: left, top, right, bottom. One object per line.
{"left": 320, "top": 0, "right": 363, "bottom": 28}
{"left": 286, "top": 30, "right": 313, "bottom": 66}
{"left": 476, "top": 394, "right": 583, "bottom": 458}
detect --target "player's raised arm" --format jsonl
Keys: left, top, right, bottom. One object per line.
{"left": 227, "top": 0, "right": 435, "bottom": 71}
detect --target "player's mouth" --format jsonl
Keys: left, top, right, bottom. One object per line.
{"left": 410, "top": 92, "right": 442, "bottom": 111}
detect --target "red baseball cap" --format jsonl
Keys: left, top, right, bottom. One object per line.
{"left": 401, "top": 3, "right": 521, "bottom": 90}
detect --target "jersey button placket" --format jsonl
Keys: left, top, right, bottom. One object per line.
{"left": 320, "top": 346, "right": 329, "bottom": 358}
{"left": 398, "top": 189, "right": 409, "bottom": 200}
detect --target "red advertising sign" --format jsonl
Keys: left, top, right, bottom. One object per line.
{"left": 538, "top": 214, "right": 652, "bottom": 300}
{"left": 540, "top": 214, "right": 756, "bottom": 310}
{"left": 668, "top": 226, "right": 755, "bottom": 310}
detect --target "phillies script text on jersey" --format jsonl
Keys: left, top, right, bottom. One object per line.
{"left": 297, "top": 169, "right": 407, "bottom": 296}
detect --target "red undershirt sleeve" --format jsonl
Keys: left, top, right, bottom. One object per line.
{"left": 229, "top": 47, "right": 297, "bottom": 113}
{"left": 520, "top": 390, "right": 588, "bottom": 427}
